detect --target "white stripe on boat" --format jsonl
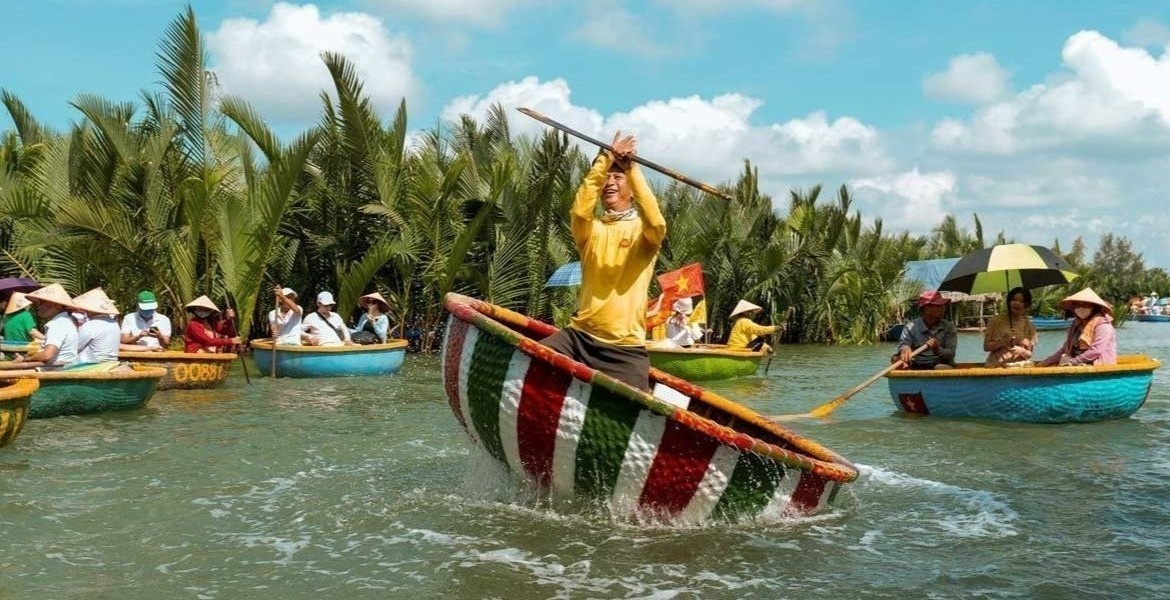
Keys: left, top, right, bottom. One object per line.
{"left": 457, "top": 327, "right": 482, "bottom": 448}
{"left": 676, "top": 444, "right": 740, "bottom": 525}
{"left": 498, "top": 350, "right": 531, "bottom": 475}
{"left": 609, "top": 410, "right": 668, "bottom": 517}
{"left": 551, "top": 379, "right": 591, "bottom": 499}
{"left": 652, "top": 383, "right": 691, "bottom": 410}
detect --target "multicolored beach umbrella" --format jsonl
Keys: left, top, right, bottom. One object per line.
{"left": 939, "top": 243, "right": 1078, "bottom": 295}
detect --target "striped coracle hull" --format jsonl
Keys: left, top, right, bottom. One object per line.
{"left": 1, "top": 379, "right": 38, "bottom": 448}
{"left": 886, "top": 355, "right": 1161, "bottom": 423}
{"left": 442, "top": 293, "right": 857, "bottom": 524}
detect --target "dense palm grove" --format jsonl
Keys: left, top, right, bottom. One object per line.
{"left": 2, "top": 9, "right": 1168, "bottom": 345}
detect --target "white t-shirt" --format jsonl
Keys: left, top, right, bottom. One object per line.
{"left": 78, "top": 316, "right": 122, "bottom": 363}
{"left": 42, "top": 312, "right": 79, "bottom": 367}
{"left": 302, "top": 311, "right": 347, "bottom": 346}
{"left": 268, "top": 306, "right": 304, "bottom": 345}
{"left": 120, "top": 312, "right": 173, "bottom": 349}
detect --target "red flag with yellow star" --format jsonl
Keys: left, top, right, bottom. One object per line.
{"left": 657, "top": 263, "right": 704, "bottom": 301}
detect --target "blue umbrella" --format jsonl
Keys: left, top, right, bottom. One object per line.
{"left": 545, "top": 262, "right": 581, "bottom": 287}
{"left": 0, "top": 277, "right": 40, "bottom": 295}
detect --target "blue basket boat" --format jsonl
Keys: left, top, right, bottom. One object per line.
{"left": 885, "top": 354, "right": 1161, "bottom": 423}
{"left": 1134, "top": 314, "right": 1170, "bottom": 323}
{"left": 1031, "top": 316, "right": 1072, "bottom": 331}
{"left": 250, "top": 339, "right": 407, "bottom": 378}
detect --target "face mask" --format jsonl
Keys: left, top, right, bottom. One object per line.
{"left": 139, "top": 309, "right": 155, "bottom": 320}
{"left": 1074, "top": 307, "right": 1093, "bottom": 319}
{"left": 193, "top": 309, "right": 212, "bottom": 319}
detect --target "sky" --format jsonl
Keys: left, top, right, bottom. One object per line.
{"left": 4, "top": 0, "right": 1170, "bottom": 268}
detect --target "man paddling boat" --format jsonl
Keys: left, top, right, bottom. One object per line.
{"left": 541, "top": 132, "right": 667, "bottom": 391}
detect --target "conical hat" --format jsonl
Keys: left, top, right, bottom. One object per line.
{"left": 730, "top": 299, "right": 762, "bottom": 318}
{"left": 26, "top": 283, "right": 78, "bottom": 310}
{"left": 4, "top": 292, "right": 32, "bottom": 315}
{"left": 184, "top": 295, "right": 220, "bottom": 314}
{"left": 72, "top": 287, "right": 120, "bottom": 316}
{"left": 1060, "top": 287, "right": 1112, "bottom": 315}
{"left": 358, "top": 291, "right": 390, "bottom": 311}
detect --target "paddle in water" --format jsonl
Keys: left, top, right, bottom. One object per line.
{"left": 223, "top": 294, "right": 251, "bottom": 384}
{"left": 772, "top": 343, "right": 930, "bottom": 420}
{"left": 763, "top": 306, "right": 795, "bottom": 376}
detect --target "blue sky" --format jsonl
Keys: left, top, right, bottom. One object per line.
{"left": 4, "top": 0, "right": 1170, "bottom": 267}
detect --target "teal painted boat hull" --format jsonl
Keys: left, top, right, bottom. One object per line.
{"left": 886, "top": 356, "right": 1160, "bottom": 423}
{"left": 1135, "top": 314, "right": 1170, "bottom": 323}
{"left": 29, "top": 367, "right": 165, "bottom": 419}
{"left": 1031, "top": 317, "right": 1072, "bottom": 331}
{"left": 251, "top": 340, "right": 407, "bottom": 378}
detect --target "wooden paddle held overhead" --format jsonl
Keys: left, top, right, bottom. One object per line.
{"left": 773, "top": 343, "right": 930, "bottom": 421}
{"left": 516, "top": 107, "right": 734, "bottom": 202}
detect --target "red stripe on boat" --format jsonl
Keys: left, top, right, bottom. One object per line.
{"left": 443, "top": 319, "right": 471, "bottom": 431}
{"left": 516, "top": 360, "right": 573, "bottom": 486}
{"left": 787, "top": 473, "right": 828, "bottom": 515}
{"left": 637, "top": 417, "right": 721, "bottom": 516}
{"left": 898, "top": 391, "right": 929, "bottom": 415}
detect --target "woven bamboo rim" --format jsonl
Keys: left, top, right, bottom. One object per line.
{"left": 249, "top": 339, "right": 407, "bottom": 353}
{"left": 887, "top": 354, "right": 1161, "bottom": 379}
{"left": 647, "top": 343, "right": 767, "bottom": 358}
{"left": 0, "top": 377, "right": 39, "bottom": 402}
{"left": 444, "top": 292, "right": 858, "bottom": 483}
{"left": 119, "top": 351, "right": 238, "bottom": 362}
{"left": 0, "top": 364, "right": 168, "bottom": 381}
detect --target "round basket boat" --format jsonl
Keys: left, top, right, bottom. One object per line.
{"left": 647, "top": 344, "right": 767, "bottom": 381}
{"left": 0, "top": 364, "right": 167, "bottom": 419}
{"left": 250, "top": 339, "right": 407, "bottom": 378}
{"left": 886, "top": 354, "right": 1161, "bottom": 423}
{"left": 1134, "top": 314, "right": 1170, "bottom": 323}
{"left": 442, "top": 292, "right": 858, "bottom": 524}
{"left": 118, "top": 350, "right": 236, "bottom": 390}
{"left": 0, "top": 378, "right": 38, "bottom": 448}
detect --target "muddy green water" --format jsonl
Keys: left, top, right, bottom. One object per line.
{"left": 3, "top": 325, "right": 1169, "bottom": 598}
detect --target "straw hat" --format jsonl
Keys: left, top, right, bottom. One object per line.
{"left": 730, "top": 299, "right": 762, "bottom": 318}
{"left": 26, "top": 283, "right": 78, "bottom": 310}
{"left": 72, "top": 287, "right": 120, "bottom": 316}
{"left": 358, "top": 291, "right": 390, "bottom": 311}
{"left": 184, "top": 295, "right": 220, "bottom": 314}
{"left": 1059, "top": 287, "right": 1112, "bottom": 315}
{"left": 4, "top": 292, "right": 31, "bottom": 315}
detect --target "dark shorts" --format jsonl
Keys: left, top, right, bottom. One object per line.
{"left": 541, "top": 327, "right": 651, "bottom": 392}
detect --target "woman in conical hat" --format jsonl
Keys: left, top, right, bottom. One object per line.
{"left": 1037, "top": 287, "right": 1116, "bottom": 367}
{"left": 183, "top": 295, "right": 241, "bottom": 354}
{"left": 17, "top": 283, "right": 80, "bottom": 368}
{"left": 727, "top": 299, "right": 778, "bottom": 351}
{"left": 3, "top": 292, "right": 45, "bottom": 346}
{"left": 72, "top": 287, "right": 122, "bottom": 364}
{"left": 350, "top": 291, "right": 391, "bottom": 344}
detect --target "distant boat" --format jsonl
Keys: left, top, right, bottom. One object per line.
{"left": 1, "top": 364, "right": 167, "bottom": 419}
{"left": 250, "top": 339, "right": 407, "bottom": 378}
{"left": 1134, "top": 314, "right": 1170, "bottom": 323}
{"left": 647, "top": 344, "right": 767, "bottom": 380}
{"left": 1031, "top": 316, "right": 1072, "bottom": 330}
{"left": 0, "top": 377, "right": 38, "bottom": 448}
{"left": 886, "top": 354, "right": 1161, "bottom": 423}
{"left": 118, "top": 350, "right": 236, "bottom": 390}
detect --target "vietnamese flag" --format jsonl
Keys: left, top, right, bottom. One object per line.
{"left": 658, "top": 262, "right": 705, "bottom": 300}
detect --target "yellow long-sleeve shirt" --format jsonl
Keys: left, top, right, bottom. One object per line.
{"left": 568, "top": 154, "right": 667, "bottom": 346}
{"left": 727, "top": 318, "right": 778, "bottom": 349}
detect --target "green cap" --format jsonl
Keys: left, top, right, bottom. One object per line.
{"left": 137, "top": 290, "right": 158, "bottom": 310}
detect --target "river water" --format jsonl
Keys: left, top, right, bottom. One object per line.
{"left": 3, "top": 324, "right": 1169, "bottom": 598}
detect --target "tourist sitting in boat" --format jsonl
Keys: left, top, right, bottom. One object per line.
{"left": 183, "top": 295, "right": 241, "bottom": 354}
{"left": 727, "top": 300, "right": 778, "bottom": 352}
{"left": 121, "top": 289, "right": 171, "bottom": 351}
{"left": 540, "top": 132, "right": 666, "bottom": 392}
{"left": 664, "top": 297, "right": 705, "bottom": 347}
{"left": 301, "top": 291, "right": 354, "bottom": 347}
{"left": 73, "top": 287, "right": 123, "bottom": 364}
{"left": 983, "top": 286, "right": 1038, "bottom": 367}
{"left": 350, "top": 292, "right": 391, "bottom": 344}
{"left": 892, "top": 290, "right": 957, "bottom": 370}
{"left": 1037, "top": 287, "right": 1116, "bottom": 367}
{"left": 269, "top": 286, "right": 303, "bottom": 346}
{"left": 14, "top": 283, "right": 79, "bottom": 369}
{"left": 3, "top": 292, "right": 45, "bottom": 352}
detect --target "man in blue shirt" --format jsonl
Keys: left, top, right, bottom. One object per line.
{"left": 893, "top": 290, "right": 957, "bottom": 370}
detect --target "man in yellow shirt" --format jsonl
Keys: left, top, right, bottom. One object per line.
{"left": 542, "top": 132, "right": 667, "bottom": 391}
{"left": 727, "top": 300, "right": 779, "bottom": 352}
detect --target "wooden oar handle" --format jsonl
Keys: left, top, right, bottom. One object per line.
{"left": 517, "top": 107, "right": 734, "bottom": 202}
{"left": 0, "top": 361, "right": 45, "bottom": 370}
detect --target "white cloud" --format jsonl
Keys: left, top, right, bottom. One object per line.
{"left": 930, "top": 31, "right": 1170, "bottom": 155}
{"left": 361, "top": 0, "right": 531, "bottom": 27}
{"left": 442, "top": 76, "right": 893, "bottom": 190}
{"left": 852, "top": 169, "right": 957, "bottom": 231}
{"left": 207, "top": 3, "right": 417, "bottom": 121}
{"left": 923, "top": 52, "right": 1010, "bottom": 105}
{"left": 1122, "top": 17, "right": 1170, "bottom": 48}
{"left": 573, "top": 0, "right": 671, "bottom": 58}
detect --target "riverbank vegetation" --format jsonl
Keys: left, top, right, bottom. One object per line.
{"left": 2, "top": 8, "right": 1167, "bottom": 344}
